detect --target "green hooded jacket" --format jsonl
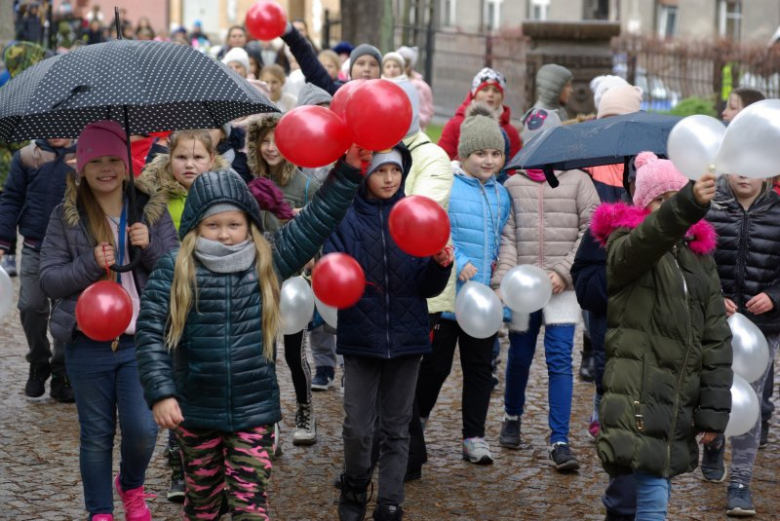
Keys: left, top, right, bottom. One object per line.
{"left": 590, "top": 183, "right": 733, "bottom": 479}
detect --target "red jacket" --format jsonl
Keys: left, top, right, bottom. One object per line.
{"left": 438, "top": 94, "right": 522, "bottom": 161}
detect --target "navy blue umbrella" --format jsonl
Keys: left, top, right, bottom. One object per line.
{"left": 507, "top": 112, "right": 682, "bottom": 187}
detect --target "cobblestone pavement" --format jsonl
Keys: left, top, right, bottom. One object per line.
{"left": 1, "top": 274, "right": 780, "bottom": 520}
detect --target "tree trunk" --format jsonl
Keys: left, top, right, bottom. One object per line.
{"left": 340, "top": 0, "right": 394, "bottom": 51}
{"left": 0, "top": 0, "right": 15, "bottom": 45}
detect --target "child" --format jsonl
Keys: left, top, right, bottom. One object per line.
{"left": 590, "top": 152, "right": 732, "bottom": 520}
{"left": 39, "top": 121, "right": 179, "bottom": 521}
{"left": 523, "top": 63, "right": 574, "bottom": 131}
{"left": 0, "top": 136, "right": 76, "bottom": 401}
{"left": 260, "top": 64, "right": 298, "bottom": 112}
{"left": 705, "top": 173, "right": 780, "bottom": 516}
{"left": 492, "top": 108, "right": 599, "bottom": 471}
{"left": 135, "top": 149, "right": 367, "bottom": 520}
{"left": 247, "top": 114, "right": 321, "bottom": 446}
{"left": 324, "top": 144, "right": 453, "bottom": 521}
{"left": 381, "top": 51, "right": 406, "bottom": 80}
{"left": 414, "top": 104, "right": 510, "bottom": 468}
{"left": 221, "top": 47, "right": 251, "bottom": 79}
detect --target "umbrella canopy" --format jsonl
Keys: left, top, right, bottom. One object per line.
{"left": 507, "top": 112, "right": 683, "bottom": 173}
{"left": 0, "top": 39, "right": 278, "bottom": 142}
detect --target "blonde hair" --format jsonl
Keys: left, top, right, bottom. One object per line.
{"left": 166, "top": 221, "right": 280, "bottom": 361}
{"left": 260, "top": 64, "right": 286, "bottom": 85}
{"left": 318, "top": 50, "right": 340, "bottom": 77}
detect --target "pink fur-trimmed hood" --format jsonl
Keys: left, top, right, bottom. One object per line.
{"left": 590, "top": 202, "right": 717, "bottom": 255}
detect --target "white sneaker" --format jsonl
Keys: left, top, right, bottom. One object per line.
{"left": 271, "top": 422, "right": 282, "bottom": 459}
{"left": 292, "top": 402, "right": 317, "bottom": 446}
{"left": 462, "top": 437, "right": 493, "bottom": 465}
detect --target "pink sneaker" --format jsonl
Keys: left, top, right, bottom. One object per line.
{"left": 92, "top": 515, "right": 114, "bottom": 521}
{"left": 114, "top": 474, "right": 155, "bottom": 521}
{"left": 587, "top": 420, "right": 600, "bottom": 441}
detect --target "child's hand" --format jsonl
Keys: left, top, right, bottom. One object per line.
{"left": 693, "top": 173, "right": 717, "bottom": 206}
{"left": 549, "top": 271, "right": 566, "bottom": 294}
{"left": 128, "top": 222, "right": 150, "bottom": 250}
{"left": 698, "top": 431, "right": 719, "bottom": 445}
{"left": 153, "top": 397, "right": 184, "bottom": 429}
{"left": 746, "top": 292, "right": 774, "bottom": 315}
{"left": 459, "top": 262, "right": 477, "bottom": 282}
{"left": 94, "top": 242, "right": 115, "bottom": 267}
{"left": 723, "top": 298, "right": 738, "bottom": 317}
{"left": 432, "top": 246, "right": 454, "bottom": 267}
{"left": 345, "top": 144, "right": 373, "bottom": 174}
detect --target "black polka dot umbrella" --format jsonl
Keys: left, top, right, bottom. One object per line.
{"left": 0, "top": 38, "right": 278, "bottom": 272}
{"left": 0, "top": 39, "right": 278, "bottom": 143}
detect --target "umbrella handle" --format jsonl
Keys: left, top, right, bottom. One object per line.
{"left": 110, "top": 104, "right": 140, "bottom": 274}
{"left": 110, "top": 246, "right": 142, "bottom": 273}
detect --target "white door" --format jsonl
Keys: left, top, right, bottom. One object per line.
{"left": 184, "top": 0, "right": 221, "bottom": 38}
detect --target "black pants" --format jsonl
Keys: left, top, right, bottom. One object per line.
{"left": 283, "top": 331, "right": 311, "bottom": 405}
{"left": 416, "top": 316, "right": 496, "bottom": 439}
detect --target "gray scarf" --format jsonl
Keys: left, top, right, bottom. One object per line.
{"left": 194, "top": 237, "right": 256, "bottom": 273}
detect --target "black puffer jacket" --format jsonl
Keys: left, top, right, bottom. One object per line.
{"left": 707, "top": 178, "right": 780, "bottom": 335}
{"left": 136, "top": 163, "right": 363, "bottom": 431}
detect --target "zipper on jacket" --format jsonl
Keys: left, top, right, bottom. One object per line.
{"left": 735, "top": 210, "right": 749, "bottom": 308}
{"left": 538, "top": 183, "right": 545, "bottom": 269}
{"left": 225, "top": 274, "right": 233, "bottom": 431}
{"left": 379, "top": 208, "right": 392, "bottom": 358}
{"left": 667, "top": 249, "right": 693, "bottom": 476}
{"left": 480, "top": 183, "right": 489, "bottom": 282}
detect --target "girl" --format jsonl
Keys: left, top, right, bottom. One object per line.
{"left": 381, "top": 52, "right": 406, "bottom": 80}
{"left": 705, "top": 173, "right": 780, "bottom": 517}
{"left": 39, "top": 121, "right": 179, "bottom": 521}
{"left": 324, "top": 144, "right": 453, "bottom": 521}
{"left": 414, "top": 105, "right": 510, "bottom": 468}
{"left": 492, "top": 109, "right": 599, "bottom": 472}
{"left": 318, "top": 49, "right": 341, "bottom": 81}
{"left": 135, "top": 148, "right": 367, "bottom": 519}
{"left": 591, "top": 152, "right": 732, "bottom": 520}
{"left": 260, "top": 64, "right": 297, "bottom": 113}
{"left": 247, "top": 114, "right": 321, "bottom": 446}
{"left": 217, "top": 25, "right": 247, "bottom": 60}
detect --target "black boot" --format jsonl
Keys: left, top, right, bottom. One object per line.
{"left": 50, "top": 372, "right": 75, "bottom": 403}
{"left": 25, "top": 363, "right": 50, "bottom": 398}
{"left": 579, "top": 334, "right": 595, "bottom": 383}
{"left": 373, "top": 503, "right": 404, "bottom": 520}
{"left": 338, "top": 474, "right": 371, "bottom": 521}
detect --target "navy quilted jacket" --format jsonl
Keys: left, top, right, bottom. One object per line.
{"left": 323, "top": 145, "right": 453, "bottom": 359}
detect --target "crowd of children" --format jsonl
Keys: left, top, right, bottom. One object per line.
{"left": 3, "top": 16, "right": 780, "bottom": 521}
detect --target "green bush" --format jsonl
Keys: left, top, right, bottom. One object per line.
{"left": 660, "top": 96, "right": 718, "bottom": 118}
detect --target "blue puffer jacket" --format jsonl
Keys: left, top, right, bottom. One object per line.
{"left": 136, "top": 163, "right": 363, "bottom": 432}
{"left": 323, "top": 144, "right": 453, "bottom": 359}
{"left": 0, "top": 140, "right": 76, "bottom": 252}
{"left": 441, "top": 170, "right": 510, "bottom": 321}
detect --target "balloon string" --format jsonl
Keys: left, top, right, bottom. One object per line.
{"left": 102, "top": 244, "right": 110, "bottom": 278}
{"left": 365, "top": 280, "right": 383, "bottom": 293}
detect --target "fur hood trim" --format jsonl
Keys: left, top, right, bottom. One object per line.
{"left": 63, "top": 174, "right": 168, "bottom": 227}
{"left": 246, "top": 114, "right": 297, "bottom": 186}
{"left": 138, "top": 152, "right": 229, "bottom": 200}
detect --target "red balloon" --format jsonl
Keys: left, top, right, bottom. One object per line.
{"left": 312, "top": 253, "right": 366, "bottom": 309}
{"left": 330, "top": 79, "right": 366, "bottom": 119}
{"left": 245, "top": 1, "right": 287, "bottom": 41}
{"left": 75, "top": 281, "right": 134, "bottom": 342}
{"left": 389, "top": 195, "right": 451, "bottom": 257}
{"left": 344, "top": 79, "right": 413, "bottom": 151}
{"left": 275, "top": 106, "right": 352, "bottom": 168}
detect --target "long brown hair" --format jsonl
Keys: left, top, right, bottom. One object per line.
{"left": 77, "top": 177, "right": 123, "bottom": 281}
{"left": 246, "top": 115, "right": 297, "bottom": 186}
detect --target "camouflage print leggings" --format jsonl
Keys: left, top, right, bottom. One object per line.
{"left": 176, "top": 424, "right": 274, "bottom": 520}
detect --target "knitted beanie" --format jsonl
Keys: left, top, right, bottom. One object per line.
{"left": 396, "top": 78, "right": 420, "bottom": 138}
{"left": 297, "top": 82, "right": 333, "bottom": 107}
{"left": 202, "top": 203, "right": 243, "bottom": 220}
{"left": 458, "top": 104, "right": 505, "bottom": 159}
{"left": 349, "top": 44, "right": 382, "bottom": 77}
{"left": 590, "top": 74, "right": 629, "bottom": 111}
{"left": 396, "top": 45, "right": 419, "bottom": 68}
{"left": 520, "top": 107, "right": 562, "bottom": 144}
{"left": 597, "top": 85, "right": 643, "bottom": 119}
{"left": 470, "top": 67, "right": 506, "bottom": 97}
{"left": 222, "top": 47, "right": 250, "bottom": 72}
{"left": 382, "top": 51, "right": 405, "bottom": 70}
{"left": 77, "top": 120, "right": 129, "bottom": 174}
{"left": 367, "top": 149, "right": 403, "bottom": 176}
{"left": 633, "top": 151, "right": 689, "bottom": 210}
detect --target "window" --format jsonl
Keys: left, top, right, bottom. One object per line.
{"left": 583, "top": 0, "right": 610, "bottom": 20}
{"left": 486, "top": 0, "right": 503, "bottom": 31}
{"left": 443, "top": 0, "right": 456, "bottom": 27}
{"left": 530, "top": 0, "right": 550, "bottom": 21}
{"left": 657, "top": 5, "right": 678, "bottom": 38}
{"left": 718, "top": 0, "right": 742, "bottom": 40}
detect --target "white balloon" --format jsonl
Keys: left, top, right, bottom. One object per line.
{"left": 728, "top": 313, "right": 771, "bottom": 383}
{"left": 314, "top": 295, "right": 338, "bottom": 329}
{"left": 716, "top": 99, "right": 780, "bottom": 179}
{"left": 667, "top": 115, "right": 725, "bottom": 181}
{"left": 455, "top": 281, "right": 503, "bottom": 339}
{"left": 0, "top": 266, "right": 12, "bottom": 321}
{"left": 499, "top": 265, "right": 553, "bottom": 313}
{"left": 279, "top": 277, "right": 315, "bottom": 335}
{"left": 725, "top": 374, "right": 760, "bottom": 438}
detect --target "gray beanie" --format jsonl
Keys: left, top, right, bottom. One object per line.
{"left": 349, "top": 44, "right": 382, "bottom": 78}
{"left": 367, "top": 149, "right": 403, "bottom": 176}
{"left": 535, "top": 63, "right": 573, "bottom": 108}
{"left": 458, "top": 104, "right": 505, "bottom": 159}
{"left": 396, "top": 78, "right": 420, "bottom": 138}
{"left": 202, "top": 203, "right": 243, "bottom": 220}
{"left": 297, "top": 83, "right": 333, "bottom": 107}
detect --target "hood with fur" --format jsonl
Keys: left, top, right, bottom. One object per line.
{"left": 246, "top": 114, "right": 297, "bottom": 186}
{"left": 590, "top": 202, "right": 717, "bottom": 255}
{"left": 139, "top": 152, "right": 230, "bottom": 200}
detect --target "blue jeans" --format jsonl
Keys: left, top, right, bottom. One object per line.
{"left": 633, "top": 473, "right": 671, "bottom": 520}
{"left": 505, "top": 311, "right": 575, "bottom": 444}
{"left": 65, "top": 334, "right": 158, "bottom": 516}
